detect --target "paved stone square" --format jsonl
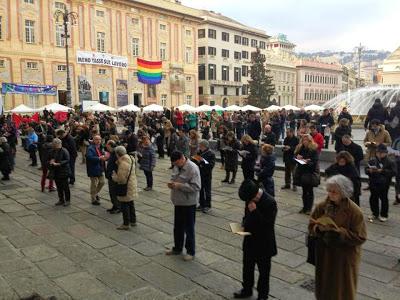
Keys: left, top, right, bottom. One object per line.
{"left": 1, "top": 150, "right": 400, "bottom": 299}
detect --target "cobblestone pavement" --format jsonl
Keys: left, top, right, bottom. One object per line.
{"left": 1, "top": 150, "right": 400, "bottom": 300}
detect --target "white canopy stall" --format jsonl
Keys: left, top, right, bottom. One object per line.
{"left": 304, "top": 104, "right": 324, "bottom": 111}
{"left": 117, "top": 104, "right": 140, "bottom": 112}
{"left": 242, "top": 105, "right": 262, "bottom": 111}
{"left": 37, "top": 103, "right": 74, "bottom": 112}
{"left": 7, "top": 104, "right": 36, "bottom": 113}
{"left": 176, "top": 104, "right": 196, "bottom": 112}
{"left": 265, "top": 105, "right": 281, "bottom": 112}
{"left": 282, "top": 105, "right": 300, "bottom": 111}
{"left": 195, "top": 105, "right": 213, "bottom": 112}
{"left": 84, "top": 103, "right": 116, "bottom": 112}
{"left": 224, "top": 105, "right": 243, "bottom": 111}
{"left": 143, "top": 104, "right": 164, "bottom": 112}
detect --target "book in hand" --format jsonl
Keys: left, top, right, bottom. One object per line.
{"left": 222, "top": 146, "right": 233, "bottom": 151}
{"left": 312, "top": 216, "right": 339, "bottom": 231}
{"left": 294, "top": 158, "right": 307, "bottom": 165}
{"left": 229, "top": 223, "right": 251, "bottom": 236}
{"left": 237, "top": 150, "right": 250, "bottom": 157}
{"left": 191, "top": 155, "right": 209, "bottom": 165}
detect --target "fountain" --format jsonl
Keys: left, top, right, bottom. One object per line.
{"left": 322, "top": 86, "right": 400, "bottom": 115}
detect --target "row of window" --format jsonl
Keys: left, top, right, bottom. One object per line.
{"left": 198, "top": 64, "right": 248, "bottom": 81}
{"left": 277, "top": 85, "right": 295, "bottom": 92}
{"left": 198, "top": 47, "right": 250, "bottom": 60}
{"left": 304, "top": 74, "right": 338, "bottom": 85}
{"left": 198, "top": 85, "right": 249, "bottom": 96}
{"left": 271, "top": 71, "right": 295, "bottom": 83}
{"left": 198, "top": 29, "right": 266, "bottom": 49}
{"left": 304, "top": 91, "right": 338, "bottom": 101}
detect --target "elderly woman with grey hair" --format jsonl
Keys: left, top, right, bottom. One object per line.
{"left": 308, "top": 175, "right": 367, "bottom": 300}
{"left": 112, "top": 146, "right": 138, "bottom": 230}
{"left": 48, "top": 138, "right": 71, "bottom": 206}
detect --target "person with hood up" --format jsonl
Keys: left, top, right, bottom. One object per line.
{"left": 364, "top": 98, "right": 388, "bottom": 129}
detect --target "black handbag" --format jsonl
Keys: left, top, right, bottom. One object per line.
{"left": 301, "top": 172, "right": 321, "bottom": 187}
{"left": 47, "top": 168, "right": 55, "bottom": 180}
{"left": 115, "top": 157, "right": 133, "bottom": 197}
{"left": 306, "top": 234, "right": 317, "bottom": 266}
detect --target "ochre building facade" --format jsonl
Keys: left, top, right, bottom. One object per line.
{"left": 0, "top": 0, "right": 201, "bottom": 110}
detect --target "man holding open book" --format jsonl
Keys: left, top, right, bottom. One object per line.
{"left": 233, "top": 180, "right": 277, "bottom": 300}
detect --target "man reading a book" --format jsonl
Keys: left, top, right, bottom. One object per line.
{"left": 234, "top": 180, "right": 277, "bottom": 300}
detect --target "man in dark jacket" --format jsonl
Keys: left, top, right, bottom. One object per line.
{"left": 86, "top": 135, "right": 107, "bottom": 205}
{"left": 338, "top": 107, "right": 353, "bottom": 126}
{"left": 261, "top": 125, "right": 276, "bottom": 146}
{"left": 318, "top": 109, "right": 335, "bottom": 148}
{"left": 388, "top": 100, "right": 400, "bottom": 140}
{"left": 364, "top": 98, "right": 387, "bottom": 129}
{"left": 281, "top": 128, "right": 299, "bottom": 191}
{"left": 247, "top": 114, "right": 261, "bottom": 142}
{"left": 105, "top": 140, "right": 120, "bottom": 213}
{"left": 195, "top": 140, "right": 216, "bottom": 213}
{"left": 337, "top": 135, "right": 364, "bottom": 172}
{"left": 0, "top": 137, "right": 12, "bottom": 180}
{"left": 234, "top": 179, "right": 277, "bottom": 300}
{"left": 365, "top": 144, "right": 397, "bottom": 222}
{"left": 57, "top": 129, "right": 78, "bottom": 185}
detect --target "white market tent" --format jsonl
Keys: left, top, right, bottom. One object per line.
{"left": 37, "top": 103, "right": 74, "bottom": 112}
{"left": 211, "top": 105, "right": 224, "bottom": 111}
{"left": 224, "top": 105, "right": 242, "bottom": 111}
{"left": 195, "top": 104, "right": 213, "bottom": 112}
{"left": 282, "top": 105, "right": 300, "bottom": 111}
{"left": 84, "top": 102, "right": 116, "bottom": 112}
{"left": 117, "top": 104, "right": 140, "bottom": 112}
{"left": 242, "top": 104, "right": 262, "bottom": 112}
{"left": 143, "top": 104, "right": 164, "bottom": 112}
{"left": 304, "top": 104, "right": 324, "bottom": 111}
{"left": 8, "top": 104, "right": 36, "bottom": 113}
{"left": 265, "top": 105, "right": 281, "bottom": 112}
{"left": 176, "top": 104, "right": 196, "bottom": 112}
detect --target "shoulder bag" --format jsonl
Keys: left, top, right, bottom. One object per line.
{"left": 116, "top": 157, "right": 133, "bottom": 197}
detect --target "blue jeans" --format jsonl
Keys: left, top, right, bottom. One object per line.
{"left": 143, "top": 170, "right": 153, "bottom": 188}
{"left": 173, "top": 205, "right": 196, "bottom": 256}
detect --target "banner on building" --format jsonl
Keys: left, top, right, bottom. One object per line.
{"left": 1, "top": 83, "right": 57, "bottom": 96}
{"left": 76, "top": 51, "right": 128, "bottom": 69}
{"left": 78, "top": 76, "right": 92, "bottom": 103}
{"left": 170, "top": 68, "right": 185, "bottom": 93}
{"left": 116, "top": 79, "right": 128, "bottom": 107}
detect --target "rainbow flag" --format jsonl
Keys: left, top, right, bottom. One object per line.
{"left": 137, "top": 58, "right": 162, "bottom": 84}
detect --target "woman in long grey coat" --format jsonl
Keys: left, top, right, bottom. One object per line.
{"left": 112, "top": 146, "right": 138, "bottom": 230}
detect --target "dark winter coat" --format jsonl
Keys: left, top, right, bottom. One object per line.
{"left": 283, "top": 135, "right": 299, "bottom": 164}
{"left": 86, "top": 144, "right": 104, "bottom": 177}
{"left": 48, "top": 147, "right": 70, "bottom": 179}
{"left": 318, "top": 114, "right": 335, "bottom": 128}
{"left": 240, "top": 143, "right": 258, "bottom": 173}
{"left": 334, "top": 125, "right": 352, "bottom": 152}
{"left": 336, "top": 142, "right": 364, "bottom": 171}
{"left": 364, "top": 102, "right": 387, "bottom": 129}
{"left": 365, "top": 156, "right": 397, "bottom": 187}
{"left": 338, "top": 111, "right": 353, "bottom": 125}
{"left": 139, "top": 145, "right": 156, "bottom": 172}
{"left": 325, "top": 163, "right": 361, "bottom": 199}
{"left": 197, "top": 148, "right": 216, "bottom": 178}
{"left": 224, "top": 139, "right": 241, "bottom": 171}
{"left": 261, "top": 132, "right": 276, "bottom": 146}
{"left": 247, "top": 120, "right": 262, "bottom": 141}
{"left": 243, "top": 191, "right": 278, "bottom": 258}
{"left": 256, "top": 154, "right": 276, "bottom": 197}
{"left": 294, "top": 146, "right": 319, "bottom": 186}
{"left": 105, "top": 151, "right": 118, "bottom": 180}
{"left": 0, "top": 143, "right": 12, "bottom": 173}
{"left": 388, "top": 102, "right": 400, "bottom": 140}
{"left": 61, "top": 134, "right": 78, "bottom": 160}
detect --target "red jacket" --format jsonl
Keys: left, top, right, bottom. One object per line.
{"left": 175, "top": 111, "right": 183, "bottom": 126}
{"left": 312, "top": 132, "right": 324, "bottom": 153}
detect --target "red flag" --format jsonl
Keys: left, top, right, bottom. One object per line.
{"left": 54, "top": 111, "right": 68, "bottom": 123}
{"left": 30, "top": 112, "right": 39, "bottom": 123}
{"left": 12, "top": 113, "right": 23, "bottom": 128}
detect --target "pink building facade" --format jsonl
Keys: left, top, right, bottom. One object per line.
{"left": 296, "top": 60, "right": 342, "bottom": 107}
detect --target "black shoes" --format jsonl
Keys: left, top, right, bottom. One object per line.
{"left": 202, "top": 207, "right": 211, "bottom": 213}
{"left": 55, "top": 201, "right": 64, "bottom": 206}
{"left": 221, "top": 179, "right": 229, "bottom": 183}
{"left": 1, "top": 176, "right": 10, "bottom": 181}
{"left": 63, "top": 201, "right": 70, "bottom": 207}
{"left": 92, "top": 195, "right": 101, "bottom": 205}
{"left": 233, "top": 289, "right": 252, "bottom": 299}
{"left": 281, "top": 185, "right": 290, "bottom": 189}
{"left": 229, "top": 180, "right": 235, "bottom": 184}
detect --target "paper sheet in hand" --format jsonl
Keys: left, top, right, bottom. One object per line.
{"left": 229, "top": 223, "right": 251, "bottom": 236}
{"left": 238, "top": 150, "right": 250, "bottom": 157}
{"left": 294, "top": 158, "right": 307, "bottom": 165}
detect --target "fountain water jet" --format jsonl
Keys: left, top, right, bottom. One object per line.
{"left": 322, "top": 86, "right": 400, "bottom": 115}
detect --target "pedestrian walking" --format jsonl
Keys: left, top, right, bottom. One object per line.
{"left": 0, "top": 137, "right": 12, "bottom": 180}
{"left": 281, "top": 128, "right": 299, "bottom": 191}
{"left": 256, "top": 144, "right": 276, "bottom": 197}
{"left": 138, "top": 135, "right": 156, "bottom": 191}
{"left": 222, "top": 131, "right": 241, "bottom": 184}
{"left": 105, "top": 140, "right": 120, "bottom": 214}
{"left": 240, "top": 134, "right": 258, "bottom": 180}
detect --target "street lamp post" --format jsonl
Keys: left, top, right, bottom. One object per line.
{"left": 54, "top": 8, "right": 78, "bottom": 108}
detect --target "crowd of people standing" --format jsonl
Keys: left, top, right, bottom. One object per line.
{"left": 0, "top": 97, "right": 400, "bottom": 300}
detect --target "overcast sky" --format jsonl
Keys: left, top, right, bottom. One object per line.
{"left": 182, "top": 0, "right": 400, "bottom": 53}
